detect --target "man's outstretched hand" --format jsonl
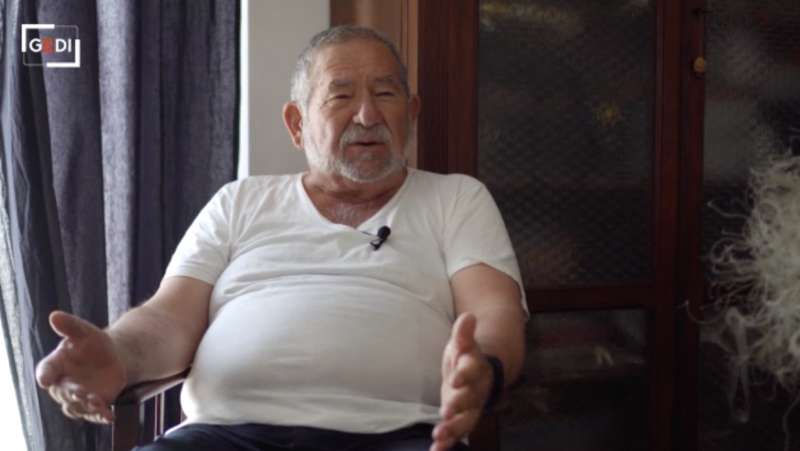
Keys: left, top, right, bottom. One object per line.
{"left": 35, "top": 311, "right": 127, "bottom": 424}
{"left": 431, "top": 313, "right": 494, "bottom": 451}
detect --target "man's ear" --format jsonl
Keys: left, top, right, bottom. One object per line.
{"left": 408, "top": 95, "right": 421, "bottom": 122}
{"left": 282, "top": 102, "right": 304, "bottom": 150}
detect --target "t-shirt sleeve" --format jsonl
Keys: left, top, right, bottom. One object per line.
{"left": 163, "top": 182, "right": 236, "bottom": 285}
{"left": 443, "top": 176, "right": 530, "bottom": 320}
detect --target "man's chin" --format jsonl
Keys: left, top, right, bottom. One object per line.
{"left": 336, "top": 161, "right": 404, "bottom": 184}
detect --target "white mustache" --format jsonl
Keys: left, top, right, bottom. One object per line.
{"left": 339, "top": 124, "right": 392, "bottom": 148}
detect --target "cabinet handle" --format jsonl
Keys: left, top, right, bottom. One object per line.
{"left": 693, "top": 56, "right": 707, "bottom": 76}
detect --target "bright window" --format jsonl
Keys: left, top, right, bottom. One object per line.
{"left": 0, "top": 323, "right": 27, "bottom": 451}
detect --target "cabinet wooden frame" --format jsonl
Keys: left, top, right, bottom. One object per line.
{"left": 415, "top": 1, "right": 706, "bottom": 450}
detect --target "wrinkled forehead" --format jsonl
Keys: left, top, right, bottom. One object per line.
{"left": 309, "top": 39, "right": 404, "bottom": 91}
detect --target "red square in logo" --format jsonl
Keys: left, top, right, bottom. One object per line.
{"left": 42, "top": 37, "right": 54, "bottom": 54}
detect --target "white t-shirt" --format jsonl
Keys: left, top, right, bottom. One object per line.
{"left": 164, "top": 168, "right": 528, "bottom": 433}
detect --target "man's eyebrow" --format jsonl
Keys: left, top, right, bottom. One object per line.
{"left": 327, "top": 79, "right": 353, "bottom": 90}
{"left": 373, "top": 75, "right": 402, "bottom": 86}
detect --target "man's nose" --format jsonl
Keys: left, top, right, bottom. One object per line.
{"left": 352, "top": 95, "right": 382, "bottom": 128}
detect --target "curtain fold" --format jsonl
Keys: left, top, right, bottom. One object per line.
{"left": 0, "top": 1, "right": 239, "bottom": 449}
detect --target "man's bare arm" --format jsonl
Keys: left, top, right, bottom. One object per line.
{"left": 431, "top": 263, "right": 526, "bottom": 451}
{"left": 450, "top": 263, "right": 526, "bottom": 384}
{"left": 109, "top": 275, "right": 212, "bottom": 384}
{"left": 36, "top": 275, "right": 212, "bottom": 423}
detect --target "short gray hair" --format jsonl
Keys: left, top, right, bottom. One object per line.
{"left": 290, "top": 26, "right": 410, "bottom": 112}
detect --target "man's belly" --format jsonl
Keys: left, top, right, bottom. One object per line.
{"left": 181, "top": 282, "right": 451, "bottom": 424}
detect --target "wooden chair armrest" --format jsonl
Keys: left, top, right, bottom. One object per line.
{"left": 114, "top": 370, "right": 190, "bottom": 406}
{"left": 111, "top": 369, "right": 189, "bottom": 451}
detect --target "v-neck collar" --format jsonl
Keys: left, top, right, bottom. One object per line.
{"left": 296, "top": 168, "right": 415, "bottom": 231}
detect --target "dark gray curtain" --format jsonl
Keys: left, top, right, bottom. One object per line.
{"left": 0, "top": 1, "right": 239, "bottom": 450}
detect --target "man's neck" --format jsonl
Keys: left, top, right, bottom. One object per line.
{"left": 302, "top": 167, "right": 407, "bottom": 206}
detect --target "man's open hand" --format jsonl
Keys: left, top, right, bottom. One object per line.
{"left": 431, "top": 313, "right": 493, "bottom": 451}
{"left": 35, "top": 311, "right": 127, "bottom": 424}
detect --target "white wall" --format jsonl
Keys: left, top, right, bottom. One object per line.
{"left": 239, "top": 0, "right": 329, "bottom": 178}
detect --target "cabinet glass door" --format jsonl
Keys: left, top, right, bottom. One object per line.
{"left": 477, "top": 1, "right": 656, "bottom": 450}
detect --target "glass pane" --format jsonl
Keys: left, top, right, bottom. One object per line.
{"left": 700, "top": 1, "right": 800, "bottom": 450}
{"left": 478, "top": 0, "right": 656, "bottom": 288}
{"left": 499, "top": 309, "right": 648, "bottom": 451}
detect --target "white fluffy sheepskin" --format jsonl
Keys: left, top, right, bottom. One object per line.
{"left": 707, "top": 154, "right": 800, "bottom": 432}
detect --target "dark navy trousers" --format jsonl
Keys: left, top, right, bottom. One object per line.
{"left": 134, "top": 422, "right": 470, "bottom": 451}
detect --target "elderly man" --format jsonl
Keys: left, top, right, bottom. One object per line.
{"left": 36, "top": 26, "right": 528, "bottom": 451}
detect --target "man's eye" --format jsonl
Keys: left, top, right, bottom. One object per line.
{"left": 331, "top": 95, "right": 350, "bottom": 101}
{"left": 376, "top": 92, "right": 395, "bottom": 97}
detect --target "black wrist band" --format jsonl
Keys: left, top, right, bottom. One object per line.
{"left": 483, "top": 355, "right": 504, "bottom": 412}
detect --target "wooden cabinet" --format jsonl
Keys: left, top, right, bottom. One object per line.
{"left": 333, "top": 1, "right": 800, "bottom": 450}
{"left": 416, "top": 2, "right": 686, "bottom": 451}
{"left": 333, "top": 1, "right": 689, "bottom": 450}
